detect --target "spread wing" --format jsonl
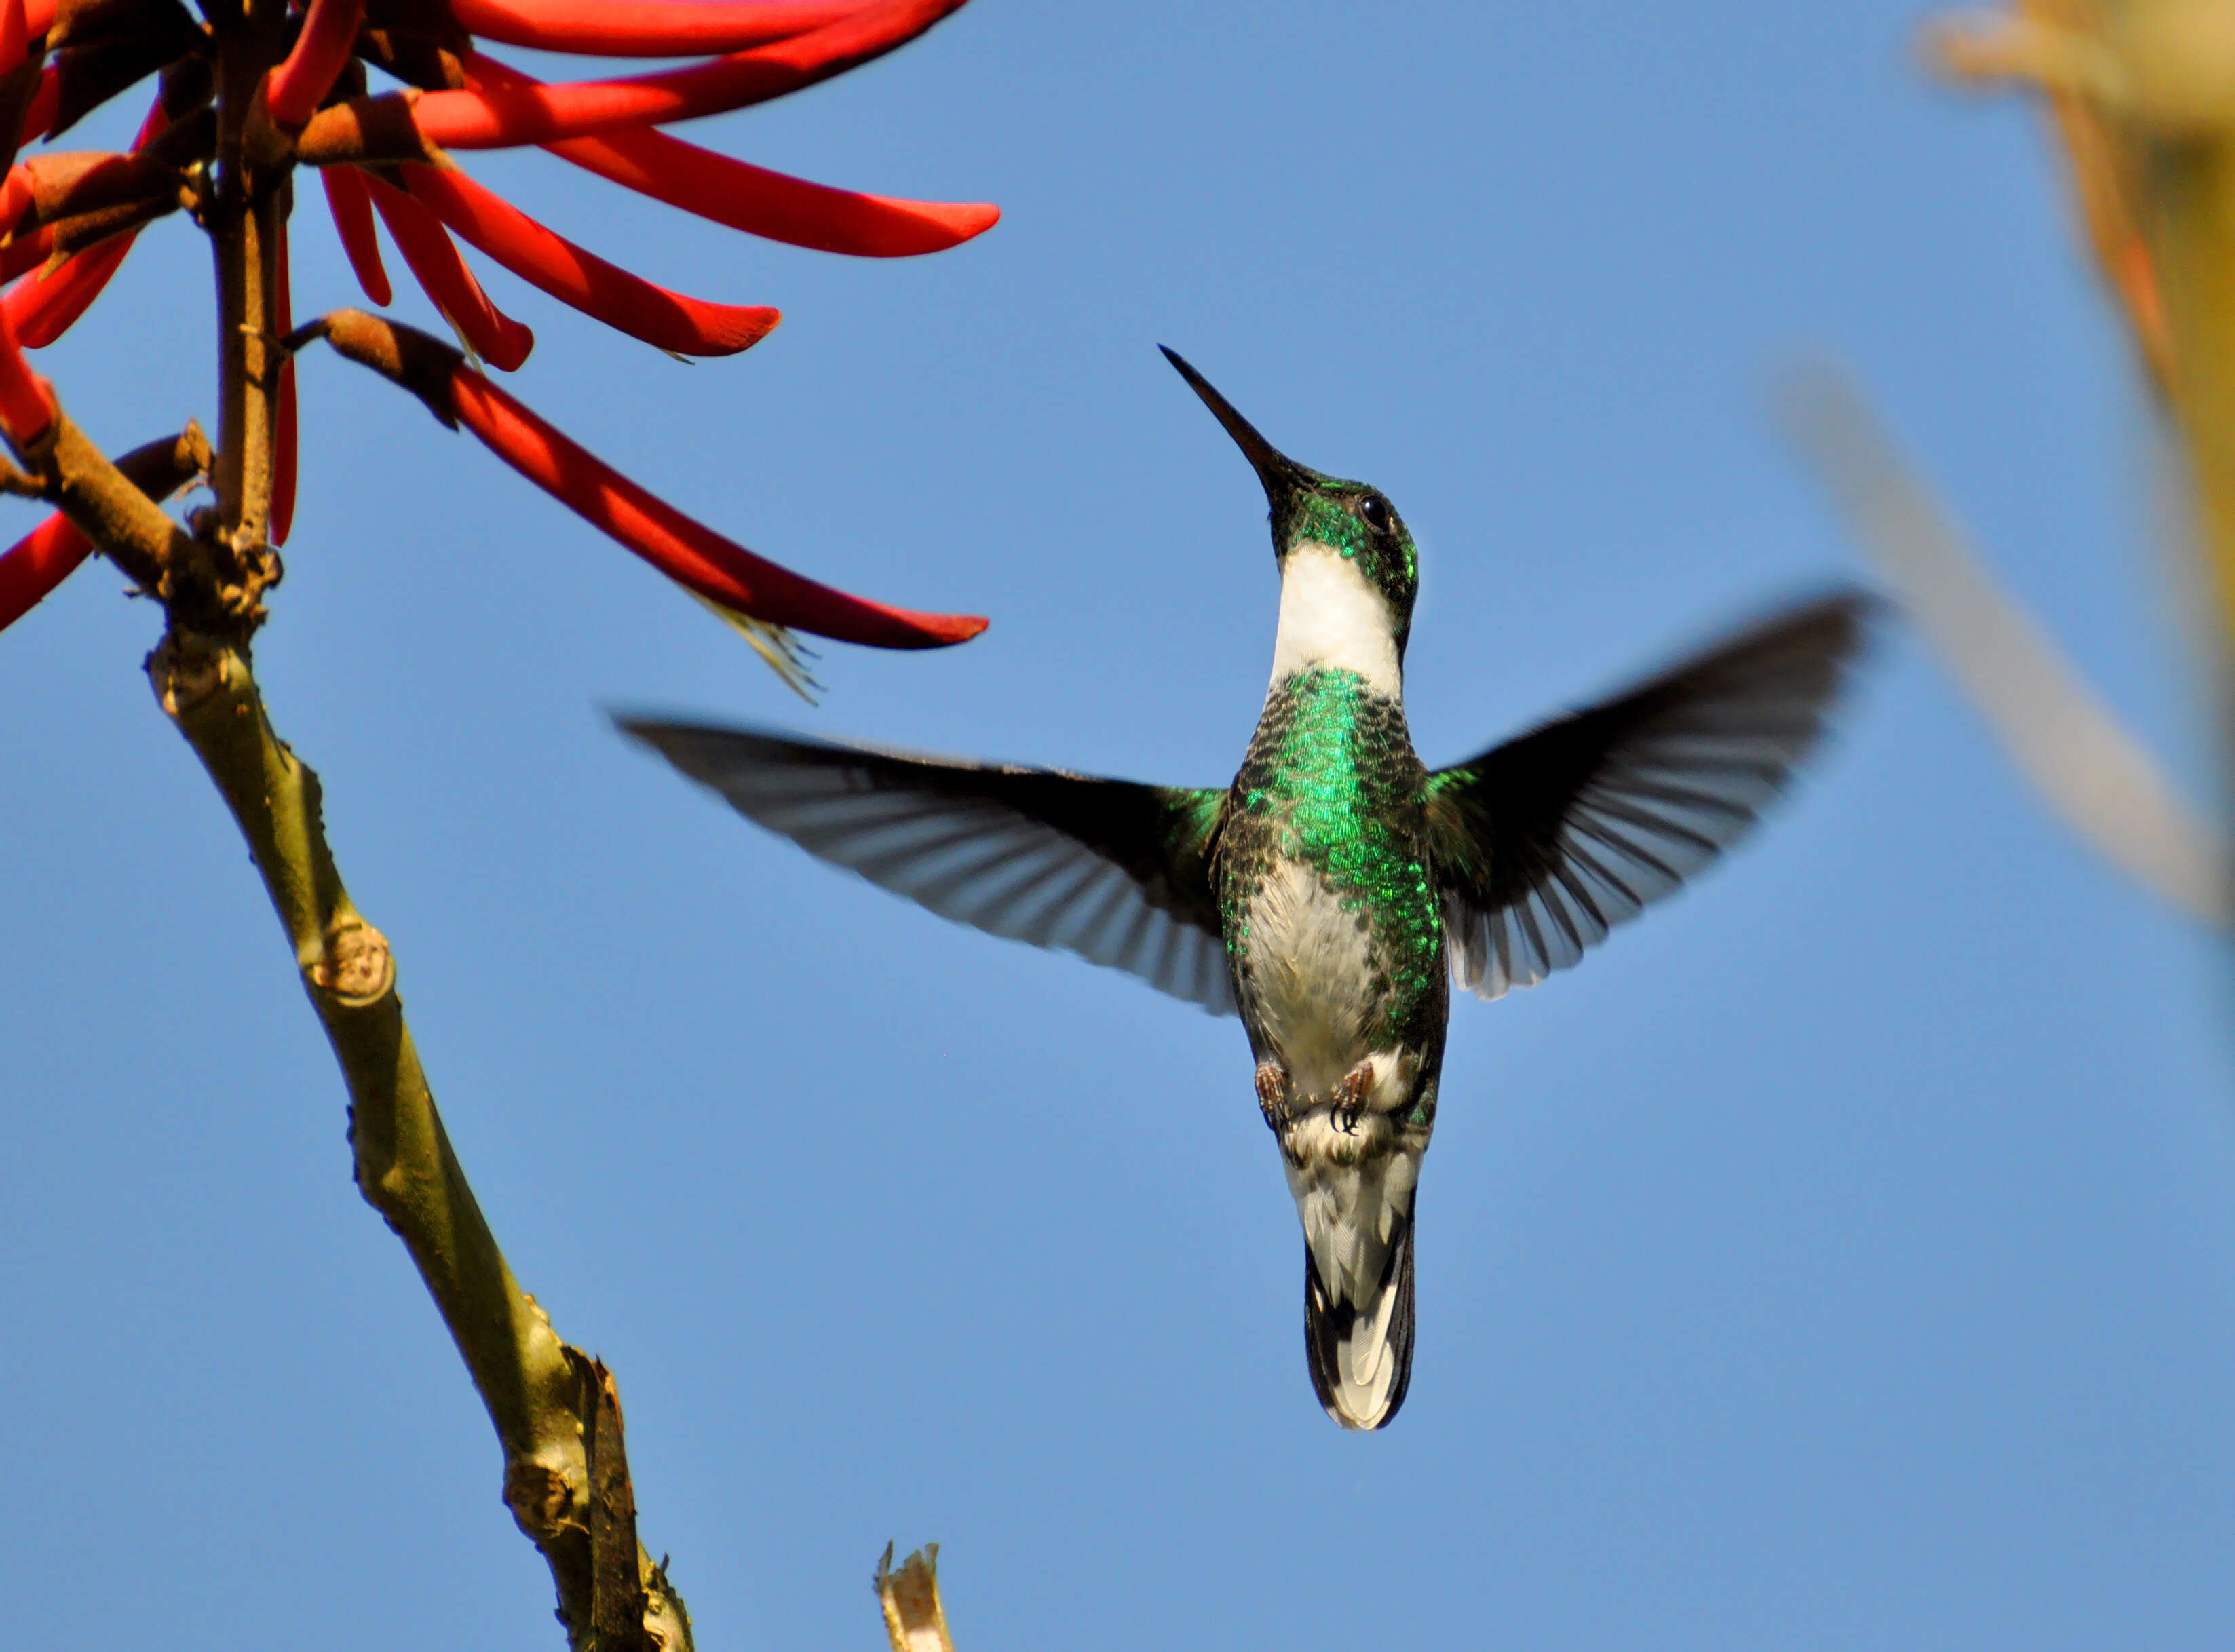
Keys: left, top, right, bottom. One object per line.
{"left": 1426, "top": 591, "right": 1875, "bottom": 1000}
{"left": 618, "top": 718, "right": 1236, "bottom": 1014}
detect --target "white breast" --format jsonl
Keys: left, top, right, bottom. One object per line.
{"left": 1269, "top": 545, "right": 1402, "bottom": 696}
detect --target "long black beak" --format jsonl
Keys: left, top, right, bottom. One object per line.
{"left": 1160, "top": 346, "right": 1312, "bottom": 499}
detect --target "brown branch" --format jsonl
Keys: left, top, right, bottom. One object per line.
{"left": 12, "top": 404, "right": 207, "bottom": 598}
{"left": 579, "top": 1353, "right": 651, "bottom": 1652}
{"left": 209, "top": 5, "right": 288, "bottom": 561}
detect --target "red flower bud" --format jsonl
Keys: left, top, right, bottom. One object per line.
{"left": 398, "top": 161, "right": 779, "bottom": 356}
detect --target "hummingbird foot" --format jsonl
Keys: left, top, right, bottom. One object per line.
{"left": 1255, "top": 1061, "right": 1293, "bottom": 1131}
{"left": 1331, "top": 1060, "right": 1377, "bottom": 1136}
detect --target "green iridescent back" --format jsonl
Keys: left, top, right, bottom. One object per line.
{"left": 1217, "top": 667, "right": 1445, "bottom": 1051}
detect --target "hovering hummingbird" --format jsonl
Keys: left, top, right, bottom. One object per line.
{"left": 620, "top": 349, "right": 1871, "bottom": 1430}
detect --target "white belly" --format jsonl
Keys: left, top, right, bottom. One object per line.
{"left": 1244, "top": 858, "right": 1379, "bottom": 1097}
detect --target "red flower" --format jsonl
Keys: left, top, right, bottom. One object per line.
{"left": 0, "top": 0, "right": 996, "bottom": 675}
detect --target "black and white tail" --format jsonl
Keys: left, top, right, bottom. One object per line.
{"left": 1303, "top": 1214, "right": 1416, "bottom": 1430}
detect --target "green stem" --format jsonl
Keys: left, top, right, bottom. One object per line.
{"left": 147, "top": 636, "right": 691, "bottom": 1651}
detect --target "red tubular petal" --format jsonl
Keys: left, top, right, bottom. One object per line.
{"left": 0, "top": 297, "right": 50, "bottom": 440}
{"left": 265, "top": 0, "right": 364, "bottom": 129}
{"left": 13, "top": 3, "right": 62, "bottom": 145}
{"left": 0, "top": 0, "right": 28, "bottom": 81}
{"left": 5, "top": 227, "right": 125, "bottom": 345}
{"left": 450, "top": 0, "right": 866, "bottom": 57}
{"left": 271, "top": 221, "right": 297, "bottom": 545}
{"left": 0, "top": 510, "right": 90, "bottom": 633}
{"left": 399, "top": 161, "right": 777, "bottom": 355}
{"left": 4, "top": 97, "right": 168, "bottom": 349}
{"left": 445, "top": 369, "right": 985, "bottom": 647}
{"left": 0, "top": 167, "right": 31, "bottom": 235}
{"left": 364, "top": 172, "right": 534, "bottom": 370}
{"left": 557, "top": 130, "right": 995, "bottom": 257}
{"left": 20, "top": 64, "right": 54, "bottom": 141}
{"left": 465, "top": 51, "right": 996, "bottom": 258}
{"left": 0, "top": 220, "right": 50, "bottom": 280}
{"left": 321, "top": 164, "right": 390, "bottom": 305}
{"left": 413, "top": 0, "right": 970, "bottom": 148}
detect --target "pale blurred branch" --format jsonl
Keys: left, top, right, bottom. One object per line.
{"left": 877, "top": 1544, "right": 957, "bottom": 1652}
{"left": 147, "top": 632, "right": 692, "bottom": 1652}
{"left": 1783, "top": 364, "right": 2230, "bottom": 925}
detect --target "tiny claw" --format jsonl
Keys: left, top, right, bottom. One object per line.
{"left": 1255, "top": 1061, "right": 1291, "bottom": 1131}
{"left": 1332, "top": 1061, "right": 1374, "bottom": 1136}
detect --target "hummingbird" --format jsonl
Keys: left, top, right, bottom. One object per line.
{"left": 619, "top": 349, "right": 1871, "bottom": 1430}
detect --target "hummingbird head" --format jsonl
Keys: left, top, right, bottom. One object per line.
{"left": 1161, "top": 347, "right": 1419, "bottom": 674}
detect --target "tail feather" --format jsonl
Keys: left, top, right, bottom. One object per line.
{"left": 1303, "top": 1214, "right": 1415, "bottom": 1430}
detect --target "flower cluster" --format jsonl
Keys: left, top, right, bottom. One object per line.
{"left": 0, "top": 0, "right": 994, "bottom": 687}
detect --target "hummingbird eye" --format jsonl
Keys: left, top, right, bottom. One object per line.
{"left": 1356, "top": 493, "right": 1392, "bottom": 533}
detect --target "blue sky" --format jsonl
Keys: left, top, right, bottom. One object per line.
{"left": 7, "top": 2, "right": 2235, "bottom": 1647}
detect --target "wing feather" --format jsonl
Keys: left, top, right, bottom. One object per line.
{"left": 1428, "top": 591, "right": 1874, "bottom": 1000}
{"left": 619, "top": 718, "right": 1236, "bottom": 1015}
